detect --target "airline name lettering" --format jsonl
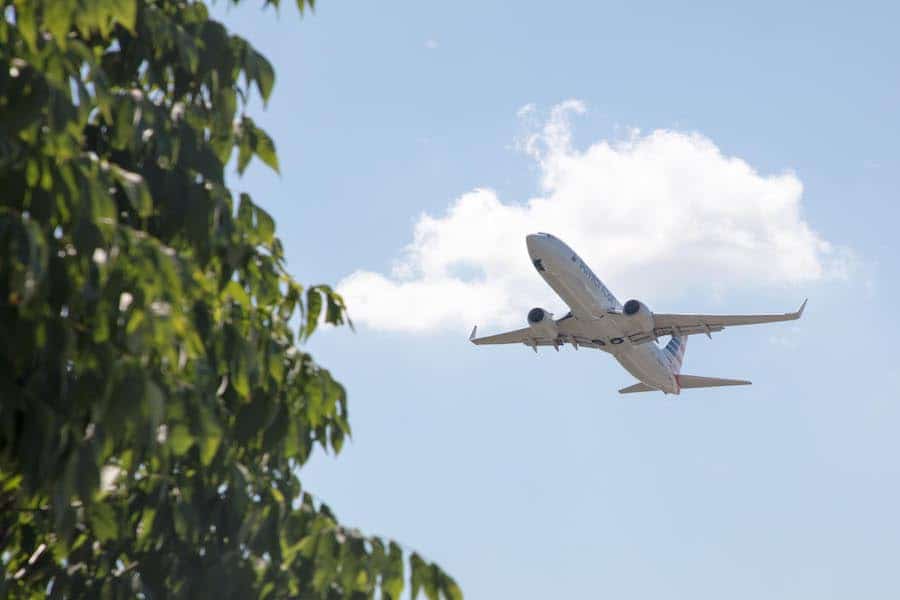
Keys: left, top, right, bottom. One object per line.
{"left": 577, "top": 259, "right": 616, "bottom": 306}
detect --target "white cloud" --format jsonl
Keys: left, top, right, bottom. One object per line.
{"left": 339, "top": 100, "right": 850, "bottom": 333}
{"left": 424, "top": 39, "right": 438, "bottom": 49}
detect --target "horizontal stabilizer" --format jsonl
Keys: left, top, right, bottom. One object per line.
{"left": 619, "top": 382, "right": 657, "bottom": 394}
{"left": 619, "top": 376, "right": 752, "bottom": 394}
{"left": 677, "top": 375, "right": 751, "bottom": 389}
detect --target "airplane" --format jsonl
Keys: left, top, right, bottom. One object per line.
{"left": 469, "top": 232, "right": 806, "bottom": 394}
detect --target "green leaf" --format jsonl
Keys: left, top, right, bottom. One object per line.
{"left": 304, "top": 287, "right": 323, "bottom": 339}
{"left": 255, "top": 205, "right": 275, "bottom": 244}
{"left": 246, "top": 48, "right": 275, "bottom": 103}
{"left": 200, "top": 414, "right": 222, "bottom": 465}
{"left": 322, "top": 286, "right": 347, "bottom": 326}
{"left": 224, "top": 280, "right": 251, "bottom": 309}
{"left": 1, "top": 473, "right": 23, "bottom": 493}
{"left": 297, "top": 535, "right": 318, "bottom": 559}
{"left": 382, "top": 542, "right": 405, "bottom": 599}
{"left": 112, "top": 165, "right": 153, "bottom": 217}
{"left": 112, "top": 98, "right": 134, "bottom": 150}
{"left": 145, "top": 379, "right": 166, "bottom": 433}
{"left": 87, "top": 503, "right": 118, "bottom": 542}
{"left": 329, "top": 426, "right": 344, "bottom": 454}
{"left": 44, "top": 0, "right": 74, "bottom": 46}
{"left": 110, "top": 0, "right": 138, "bottom": 33}
{"left": 126, "top": 308, "right": 145, "bottom": 334}
{"left": 237, "top": 133, "right": 253, "bottom": 174}
{"left": 168, "top": 424, "right": 193, "bottom": 455}
{"left": 93, "top": 313, "right": 110, "bottom": 343}
{"left": 440, "top": 574, "right": 463, "bottom": 600}
{"left": 232, "top": 358, "right": 250, "bottom": 399}
{"left": 253, "top": 125, "right": 279, "bottom": 173}
{"left": 26, "top": 158, "right": 39, "bottom": 186}
{"left": 410, "top": 553, "right": 426, "bottom": 599}
{"left": 424, "top": 564, "right": 441, "bottom": 600}
{"left": 137, "top": 509, "right": 157, "bottom": 543}
{"left": 238, "top": 193, "right": 254, "bottom": 228}
{"left": 16, "top": 1, "right": 38, "bottom": 49}
{"left": 267, "top": 347, "right": 284, "bottom": 382}
{"left": 89, "top": 177, "right": 117, "bottom": 225}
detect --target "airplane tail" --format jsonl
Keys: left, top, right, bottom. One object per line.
{"left": 664, "top": 334, "right": 687, "bottom": 373}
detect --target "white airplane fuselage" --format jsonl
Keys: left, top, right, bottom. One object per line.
{"left": 526, "top": 233, "right": 682, "bottom": 394}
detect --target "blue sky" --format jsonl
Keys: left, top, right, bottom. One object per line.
{"left": 216, "top": 1, "right": 899, "bottom": 597}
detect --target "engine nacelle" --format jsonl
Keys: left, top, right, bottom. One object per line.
{"left": 623, "top": 299, "right": 655, "bottom": 333}
{"left": 527, "top": 307, "right": 558, "bottom": 339}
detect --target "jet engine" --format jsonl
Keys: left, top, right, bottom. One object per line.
{"left": 527, "top": 307, "right": 558, "bottom": 339}
{"left": 623, "top": 299, "right": 655, "bottom": 333}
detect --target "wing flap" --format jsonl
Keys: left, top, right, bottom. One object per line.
{"left": 628, "top": 323, "right": 724, "bottom": 344}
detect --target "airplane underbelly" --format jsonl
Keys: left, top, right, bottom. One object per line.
{"left": 616, "top": 347, "right": 675, "bottom": 393}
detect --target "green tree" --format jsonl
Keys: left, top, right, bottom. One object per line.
{"left": 0, "top": 1, "right": 461, "bottom": 598}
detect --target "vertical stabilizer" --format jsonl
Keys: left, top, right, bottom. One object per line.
{"left": 665, "top": 335, "right": 688, "bottom": 373}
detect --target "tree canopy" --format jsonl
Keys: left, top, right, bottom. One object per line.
{"left": 0, "top": 1, "right": 461, "bottom": 598}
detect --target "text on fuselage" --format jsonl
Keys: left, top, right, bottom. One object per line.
{"left": 575, "top": 257, "right": 616, "bottom": 305}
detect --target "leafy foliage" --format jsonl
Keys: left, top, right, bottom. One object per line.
{"left": 0, "top": 1, "right": 460, "bottom": 598}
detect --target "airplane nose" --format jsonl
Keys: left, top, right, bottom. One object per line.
{"left": 526, "top": 232, "right": 550, "bottom": 255}
{"left": 527, "top": 232, "right": 558, "bottom": 256}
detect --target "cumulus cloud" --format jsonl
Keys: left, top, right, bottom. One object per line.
{"left": 339, "top": 100, "right": 850, "bottom": 333}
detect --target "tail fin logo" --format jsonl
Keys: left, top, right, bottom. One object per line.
{"left": 665, "top": 335, "right": 688, "bottom": 373}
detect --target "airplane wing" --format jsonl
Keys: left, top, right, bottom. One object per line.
{"left": 469, "top": 316, "right": 607, "bottom": 350}
{"left": 469, "top": 325, "right": 535, "bottom": 345}
{"left": 626, "top": 299, "right": 807, "bottom": 343}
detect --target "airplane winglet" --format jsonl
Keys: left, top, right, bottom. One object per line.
{"left": 469, "top": 325, "right": 478, "bottom": 342}
{"left": 795, "top": 298, "right": 808, "bottom": 318}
